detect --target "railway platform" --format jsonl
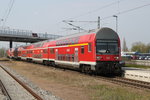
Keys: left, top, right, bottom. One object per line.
{"left": 122, "top": 67, "right": 150, "bottom": 83}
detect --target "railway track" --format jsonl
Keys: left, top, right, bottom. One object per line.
{"left": 55, "top": 66, "right": 150, "bottom": 90}
{"left": 45, "top": 63, "right": 150, "bottom": 91}
{"left": 1, "top": 60, "right": 150, "bottom": 99}
{"left": 0, "top": 65, "right": 44, "bottom": 100}
{"left": 96, "top": 76, "right": 150, "bottom": 90}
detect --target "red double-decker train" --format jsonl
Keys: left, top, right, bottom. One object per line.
{"left": 7, "top": 27, "right": 122, "bottom": 75}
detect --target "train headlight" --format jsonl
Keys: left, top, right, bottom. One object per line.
{"left": 96, "top": 56, "right": 101, "bottom": 60}
{"left": 114, "top": 56, "right": 119, "bottom": 60}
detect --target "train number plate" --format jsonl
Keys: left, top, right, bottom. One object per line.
{"left": 106, "top": 56, "right": 110, "bottom": 59}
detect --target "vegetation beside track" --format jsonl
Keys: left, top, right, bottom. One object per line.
{"left": 0, "top": 60, "right": 150, "bottom": 100}
{"left": 125, "top": 63, "right": 150, "bottom": 69}
{"left": 0, "top": 57, "right": 10, "bottom": 61}
{"left": 88, "top": 84, "right": 150, "bottom": 100}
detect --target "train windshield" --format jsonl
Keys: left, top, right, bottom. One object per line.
{"left": 96, "top": 40, "right": 119, "bottom": 55}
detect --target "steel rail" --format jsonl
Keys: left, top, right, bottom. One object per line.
{"left": 113, "top": 77, "right": 150, "bottom": 89}
{"left": 0, "top": 64, "right": 43, "bottom": 100}
{"left": 96, "top": 76, "right": 150, "bottom": 90}
{"left": 0, "top": 80, "right": 12, "bottom": 100}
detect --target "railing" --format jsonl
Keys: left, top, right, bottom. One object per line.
{"left": 0, "top": 27, "right": 61, "bottom": 39}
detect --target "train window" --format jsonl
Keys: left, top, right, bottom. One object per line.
{"left": 43, "top": 49, "right": 48, "bottom": 53}
{"left": 88, "top": 43, "right": 92, "bottom": 52}
{"left": 50, "top": 48, "right": 54, "bottom": 54}
{"left": 68, "top": 55, "right": 71, "bottom": 61}
{"left": 61, "top": 55, "right": 63, "bottom": 60}
{"left": 63, "top": 55, "right": 66, "bottom": 61}
{"left": 58, "top": 55, "right": 61, "bottom": 60}
{"left": 66, "top": 55, "right": 68, "bottom": 61}
{"left": 72, "top": 55, "right": 74, "bottom": 61}
{"left": 81, "top": 46, "right": 84, "bottom": 54}
{"left": 96, "top": 42, "right": 118, "bottom": 54}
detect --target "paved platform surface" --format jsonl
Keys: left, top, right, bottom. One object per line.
{"left": 122, "top": 67, "right": 150, "bottom": 83}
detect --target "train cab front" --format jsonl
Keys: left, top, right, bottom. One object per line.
{"left": 95, "top": 28, "right": 122, "bottom": 75}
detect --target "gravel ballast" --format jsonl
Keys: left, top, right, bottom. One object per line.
{"left": 0, "top": 89, "right": 7, "bottom": 100}
{"left": 0, "top": 64, "right": 62, "bottom": 100}
{"left": 0, "top": 67, "right": 36, "bottom": 100}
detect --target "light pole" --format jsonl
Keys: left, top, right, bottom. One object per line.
{"left": 113, "top": 15, "right": 118, "bottom": 33}
{"left": 98, "top": 16, "right": 100, "bottom": 29}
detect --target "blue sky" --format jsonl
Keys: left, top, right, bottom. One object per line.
{"left": 0, "top": 0, "right": 150, "bottom": 49}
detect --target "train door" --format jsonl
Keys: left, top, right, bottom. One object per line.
{"left": 74, "top": 48, "right": 78, "bottom": 62}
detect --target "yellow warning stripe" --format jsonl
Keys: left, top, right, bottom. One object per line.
{"left": 68, "top": 43, "right": 88, "bottom": 47}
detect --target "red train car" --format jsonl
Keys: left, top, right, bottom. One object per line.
{"left": 7, "top": 48, "right": 14, "bottom": 58}
{"left": 6, "top": 49, "right": 11, "bottom": 58}
{"left": 8, "top": 27, "right": 122, "bottom": 75}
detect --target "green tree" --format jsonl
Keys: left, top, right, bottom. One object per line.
{"left": 131, "top": 42, "right": 147, "bottom": 53}
{"left": 146, "top": 43, "right": 150, "bottom": 53}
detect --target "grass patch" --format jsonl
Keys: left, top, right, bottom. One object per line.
{"left": 125, "top": 63, "right": 150, "bottom": 69}
{"left": 0, "top": 57, "right": 10, "bottom": 61}
{"left": 88, "top": 84, "right": 150, "bottom": 100}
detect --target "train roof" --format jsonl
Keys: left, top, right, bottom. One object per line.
{"left": 18, "top": 27, "right": 119, "bottom": 49}
{"left": 96, "top": 28, "right": 119, "bottom": 40}
{"left": 29, "top": 29, "right": 97, "bottom": 48}
{"left": 50, "top": 29, "right": 97, "bottom": 41}
{"left": 51, "top": 27, "right": 119, "bottom": 41}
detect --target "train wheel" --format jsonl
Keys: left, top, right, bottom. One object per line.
{"left": 81, "top": 66, "right": 85, "bottom": 73}
{"left": 81, "top": 65, "right": 92, "bottom": 74}
{"left": 85, "top": 65, "right": 92, "bottom": 74}
{"left": 51, "top": 62, "right": 56, "bottom": 67}
{"left": 115, "top": 64, "right": 123, "bottom": 76}
{"left": 43, "top": 61, "right": 46, "bottom": 65}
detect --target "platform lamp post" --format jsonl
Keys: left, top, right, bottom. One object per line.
{"left": 113, "top": 15, "right": 118, "bottom": 33}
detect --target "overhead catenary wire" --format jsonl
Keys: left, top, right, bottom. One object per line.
{"left": 69, "top": 0, "right": 125, "bottom": 20}
{"left": 42, "top": 1, "right": 150, "bottom": 35}
{"left": 117, "top": 2, "right": 150, "bottom": 15}
{"left": 70, "top": 1, "right": 150, "bottom": 22}
{"left": 101, "top": 2, "right": 150, "bottom": 21}
{"left": 52, "top": 0, "right": 125, "bottom": 34}
{"left": 2, "top": 0, "right": 15, "bottom": 27}
{"left": 63, "top": 1, "right": 150, "bottom": 35}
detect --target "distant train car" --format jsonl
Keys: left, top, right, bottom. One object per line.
{"left": 7, "top": 48, "right": 14, "bottom": 58}
{"left": 6, "top": 49, "right": 11, "bottom": 58}
{"left": 8, "top": 27, "right": 122, "bottom": 75}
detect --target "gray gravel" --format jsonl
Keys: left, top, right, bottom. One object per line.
{"left": 0, "top": 64, "right": 62, "bottom": 100}
{"left": 0, "top": 67, "right": 36, "bottom": 100}
{"left": 0, "top": 89, "right": 7, "bottom": 100}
